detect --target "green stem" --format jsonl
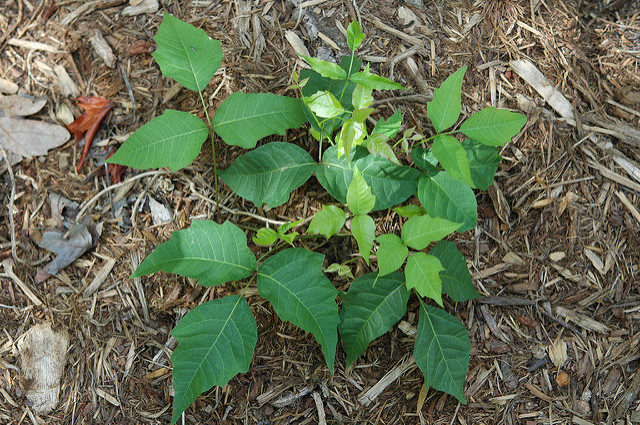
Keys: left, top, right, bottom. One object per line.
{"left": 199, "top": 91, "right": 220, "bottom": 219}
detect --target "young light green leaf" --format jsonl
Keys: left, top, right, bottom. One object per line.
{"left": 300, "top": 55, "right": 347, "bottom": 80}
{"left": 393, "top": 204, "right": 425, "bottom": 218}
{"left": 427, "top": 66, "right": 466, "bottom": 132}
{"left": 219, "top": 142, "right": 317, "bottom": 208}
{"left": 107, "top": 110, "right": 208, "bottom": 171}
{"left": 132, "top": 220, "right": 256, "bottom": 286}
{"left": 414, "top": 302, "right": 470, "bottom": 404}
{"left": 253, "top": 228, "right": 278, "bottom": 246}
{"left": 325, "top": 262, "right": 354, "bottom": 278}
{"left": 346, "top": 20, "right": 366, "bottom": 51}
{"left": 152, "top": 13, "right": 222, "bottom": 92}
{"left": 257, "top": 248, "right": 339, "bottom": 372}
{"left": 339, "top": 272, "right": 409, "bottom": 366}
{"left": 351, "top": 214, "right": 375, "bottom": 265}
{"left": 367, "top": 133, "right": 399, "bottom": 165}
{"left": 459, "top": 107, "right": 527, "bottom": 146}
{"left": 307, "top": 205, "right": 346, "bottom": 239}
{"left": 430, "top": 240, "right": 479, "bottom": 302}
{"left": 280, "top": 232, "right": 297, "bottom": 245}
{"left": 277, "top": 219, "right": 303, "bottom": 236}
{"left": 305, "top": 91, "right": 346, "bottom": 119}
{"left": 212, "top": 92, "right": 307, "bottom": 149}
{"left": 376, "top": 234, "right": 408, "bottom": 277}
{"left": 372, "top": 109, "right": 402, "bottom": 140}
{"left": 405, "top": 252, "right": 444, "bottom": 305}
{"left": 350, "top": 64, "right": 404, "bottom": 90}
{"left": 170, "top": 295, "right": 257, "bottom": 424}
{"left": 411, "top": 147, "right": 438, "bottom": 173}
{"left": 347, "top": 167, "right": 376, "bottom": 215}
{"left": 461, "top": 139, "right": 501, "bottom": 190}
{"left": 352, "top": 84, "right": 373, "bottom": 109}
{"left": 401, "top": 215, "right": 462, "bottom": 251}
{"left": 336, "top": 118, "right": 367, "bottom": 160}
{"left": 417, "top": 172, "right": 477, "bottom": 232}
{"left": 431, "top": 134, "right": 474, "bottom": 187}
{"left": 316, "top": 145, "right": 421, "bottom": 210}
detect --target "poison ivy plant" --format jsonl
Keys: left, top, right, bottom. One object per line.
{"left": 108, "top": 15, "right": 526, "bottom": 422}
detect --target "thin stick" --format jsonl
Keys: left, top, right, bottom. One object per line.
{"left": 0, "top": 144, "right": 19, "bottom": 263}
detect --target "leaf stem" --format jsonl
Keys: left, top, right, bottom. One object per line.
{"left": 199, "top": 90, "right": 221, "bottom": 219}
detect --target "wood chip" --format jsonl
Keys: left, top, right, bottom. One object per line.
{"left": 90, "top": 30, "right": 116, "bottom": 69}
{"left": 0, "top": 78, "right": 19, "bottom": 94}
{"left": 555, "top": 306, "right": 611, "bottom": 334}
{"left": 615, "top": 191, "right": 640, "bottom": 225}
{"left": 83, "top": 258, "right": 117, "bottom": 295}
{"left": 1, "top": 259, "right": 42, "bottom": 306}
{"left": 284, "top": 30, "right": 309, "bottom": 57}
{"left": 95, "top": 388, "right": 120, "bottom": 406}
{"left": 7, "top": 38, "right": 65, "bottom": 53}
{"left": 358, "top": 356, "right": 416, "bottom": 406}
{"left": 54, "top": 65, "right": 80, "bottom": 97}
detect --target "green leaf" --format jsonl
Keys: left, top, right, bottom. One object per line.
{"left": 350, "top": 64, "right": 404, "bottom": 90}
{"left": 352, "top": 84, "right": 373, "bottom": 109}
{"left": 427, "top": 66, "right": 466, "bottom": 132}
{"left": 253, "top": 228, "right": 278, "bottom": 246}
{"left": 459, "top": 107, "right": 527, "bottom": 146}
{"left": 405, "top": 252, "right": 444, "bottom": 305}
{"left": 339, "top": 272, "right": 409, "bottom": 366}
{"left": 132, "top": 220, "right": 256, "bottom": 286}
{"left": 414, "top": 303, "right": 470, "bottom": 404}
{"left": 107, "top": 110, "right": 208, "bottom": 171}
{"left": 219, "top": 142, "right": 317, "bottom": 208}
{"left": 257, "top": 248, "right": 339, "bottom": 371}
{"left": 392, "top": 204, "right": 425, "bottom": 218}
{"left": 376, "top": 234, "right": 408, "bottom": 277}
{"left": 152, "top": 13, "right": 222, "bottom": 92}
{"left": 336, "top": 118, "right": 367, "bottom": 160}
{"left": 316, "top": 146, "right": 421, "bottom": 211}
{"left": 431, "top": 135, "right": 474, "bottom": 187}
{"left": 325, "top": 262, "right": 353, "bottom": 278}
{"left": 305, "top": 91, "right": 345, "bottom": 118}
{"left": 347, "top": 21, "right": 366, "bottom": 51}
{"left": 307, "top": 205, "right": 346, "bottom": 239}
{"left": 300, "top": 55, "right": 347, "bottom": 80}
{"left": 170, "top": 295, "right": 257, "bottom": 424}
{"left": 430, "top": 241, "right": 479, "bottom": 302}
{"left": 401, "top": 215, "right": 462, "bottom": 251}
{"left": 461, "top": 139, "right": 501, "bottom": 191}
{"left": 372, "top": 109, "right": 402, "bottom": 140}
{"left": 417, "top": 172, "right": 477, "bottom": 232}
{"left": 212, "top": 93, "right": 307, "bottom": 149}
{"left": 347, "top": 167, "right": 376, "bottom": 215}
{"left": 351, "top": 214, "right": 375, "bottom": 265}
{"left": 411, "top": 147, "right": 438, "bottom": 173}
{"left": 367, "top": 133, "right": 399, "bottom": 164}
{"left": 277, "top": 219, "right": 303, "bottom": 236}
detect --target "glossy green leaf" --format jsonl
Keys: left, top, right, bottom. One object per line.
{"left": 307, "top": 205, "right": 346, "bottom": 239}
{"left": 401, "top": 215, "right": 462, "bottom": 251}
{"left": 212, "top": 92, "right": 307, "bottom": 149}
{"left": 427, "top": 66, "right": 466, "bottom": 132}
{"left": 152, "top": 13, "right": 222, "bottom": 92}
{"left": 132, "top": 220, "right": 256, "bottom": 286}
{"left": 372, "top": 109, "right": 402, "bottom": 140}
{"left": 393, "top": 204, "right": 425, "bottom": 218}
{"left": 300, "top": 55, "right": 347, "bottom": 80}
{"left": 347, "top": 20, "right": 366, "bottom": 51}
{"left": 257, "top": 248, "right": 339, "bottom": 371}
{"left": 107, "top": 110, "right": 207, "bottom": 171}
{"left": 339, "top": 272, "right": 409, "bottom": 366}
{"left": 305, "top": 91, "right": 345, "bottom": 118}
{"left": 170, "top": 295, "right": 256, "bottom": 424}
{"left": 432, "top": 135, "right": 474, "bottom": 187}
{"left": 336, "top": 118, "right": 367, "bottom": 160}
{"left": 459, "top": 107, "right": 527, "bottom": 146}
{"left": 316, "top": 146, "right": 421, "bottom": 211}
{"left": 347, "top": 167, "right": 376, "bottom": 215}
{"left": 405, "top": 252, "right": 444, "bottom": 305}
{"left": 411, "top": 147, "right": 438, "bottom": 173}
{"left": 430, "top": 240, "right": 479, "bottom": 302}
{"left": 414, "top": 303, "right": 470, "bottom": 403}
{"left": 350, "top": 64, "right": 404, "bottom": 90}
{"left": 461, "top": 139, "right": 501, "bottom": 191}
{"left": 253, "top": 228, "right": 278, "bottom": 246}
{"left": 352, "top": 84, "right": 373, "bottom": 109}
{"left": 351, "top": 214, "right": 375, "bottom": 265}
{"left": 376, "top": 234, "right": 408, "bottom": 277}
{"left": 219, "top": 142, "right": 316, "bottom": 208}
{"left": 417, "top": 172, "right": 477, "bottom": 232}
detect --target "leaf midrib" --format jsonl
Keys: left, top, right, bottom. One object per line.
{"left": 421, "top": 304, "right": 461, "bottom": 392}
{"left": 352, "top": 282, "right": 405, "bottom": 352}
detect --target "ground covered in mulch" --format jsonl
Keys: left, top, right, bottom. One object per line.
{"left": 1, "top": 0, "right": 640, "bottom": 424}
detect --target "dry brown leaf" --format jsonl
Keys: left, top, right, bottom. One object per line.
{"left": 0, "top": 94, "right": 47, "bottom": 116}
{"left": 0, "top": 117, "right": 70, "bottom": 158}
{"left": 547, "top": 339, "right": 568, "bottom": 368}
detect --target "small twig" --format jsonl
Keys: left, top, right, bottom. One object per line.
{"left": 311, "top": 391, "right": 327, "bottom": 425}
{"left": 119, "top": 63, "right": 136, "bottom": 123}
{"left": 0, "top": 144, "right": 20, "bottom": 264}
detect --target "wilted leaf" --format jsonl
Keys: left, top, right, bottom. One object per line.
{"left": 67, "top": 96, "right": 114, "bottom": 171}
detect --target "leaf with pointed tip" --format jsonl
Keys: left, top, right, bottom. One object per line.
{"left": 459, "top": 107, "right": 527, "bottom": 146}
{"left": 152, "top": 13, "right": 222, "bottom": 92}
{"left": 411, "top": 147, "right": 438, "bottom": 173}
{"left": 414, "top": 303, "right": 470, "bottom": 404}
{"left": 417, "top": 172, "right": 477, "bottom": 232}
{"left": 132, "top": 220, "right": 256, "bottom": 286}
{"left": 427, "top": 66, "right": 466, "bottom": 132}
{"left": 376, "top": 234, "right": 408, "bottom": 277}
{"left": 107, "top": 110, "right": 208, "bottom": 171}
{"left": 347, "top": 167, "right": 376, "bottom": 215}
{"left": 351, "top": 214, "right": 375, "bottom": 265}
{"left": 253, "top": 228, "right": 278, "bottom": 246}
{"left": 347, "top": 20, "right": 366, "bottom": 51}
{"left": 170, "top": 295, "right": 257, "bottom": 424}
{"left": 350, "top": 64, "right": 404, "bottom": 90}
{"left": 257, "top": 248, "right": 339, "bottom": 371}
{"left": 219, "top": 142, "right": 317, "bottom": 208}
{"left": 430, "top": 241, "right": 479, "bottom": 302}
{"left": 393, "top": 204, "right": 425, "bottom": 218}
{"left": 305, "top": 91, "right": 345, "bottom": 119}
{"left": 401, "top": 215, "right": 462, "bottom": 251}
{"left": 461, "top": 139, "right": 501, "bottom": 190}
{"left": 212, "top": 93, "right": 307, "bottom": 149}
{"left": 372, "top": 109, "right": 402, "bottom": 140}
{"left": 432, "top": 135, "right": 474, "bottom": 187}
{"left": 405, "top": 252, "right": 444, "bottom": 305}
{"left": 307, "top": 205, "right": 346, "bottom": 239}
{"left": 339, "top": 272, "right": 410, "bottom": 366}
{"left": 300, "top": 55, "right": 347, "bottom": 80}
{"left": 352, "top": 84, "right": 373, "bottom": 109}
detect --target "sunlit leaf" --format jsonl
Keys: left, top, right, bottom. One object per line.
{"left": 459, "top": 107, "right": 527, "bottom": 146}
{"left": 405, "top": 252, "right": 444, "bottom": 305}
{"left": 431, "top": 134, "right": 474, "bottom": 187}
{"left": 307, "top": 205, "right": 346, "bottom": 240}
{"left": 351, "top": 214, "right": 375, "bottom": 265}
{"left": 427, "top": 66, "right": 466, "bottom": 132}
{"left": 376, "top": 234, "right": 408, "bottom": 277}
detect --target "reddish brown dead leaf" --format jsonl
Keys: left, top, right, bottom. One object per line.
{"left": 68, "top": 96, "right": 113, "bottom": 172}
